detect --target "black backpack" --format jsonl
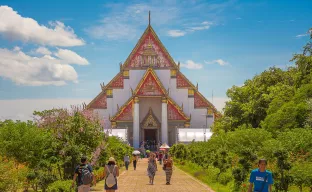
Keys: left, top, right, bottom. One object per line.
{"left": 80, "top": 165, "right": 93, "bottom": 185}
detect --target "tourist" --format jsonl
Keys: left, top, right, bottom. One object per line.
{"left": 163, "top": 154, "right": 173, "bottom": 185}
{"left": 147, "top": 152, "right": 157, "bottom": 185}
{"left": 71, "top": 156, "right": 95, "bottom": 192}
{"left": 132, "top": 155, "right": 138, "bottom": 170}
{"left": 163, "top": 151, "right": 169, "bottom": 160}
{"left": 248, "top": 159, "right": 273, "bottom": 192}
{"left": 124, "top": 155, "right": 130, "bottom": 170}
{"left": 158, "top": 151, "right": 163, "bottom": 165}
{"left": 104, "top": 157, "right": 119, "bottom": 192}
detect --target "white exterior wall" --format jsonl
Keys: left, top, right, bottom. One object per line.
{"left": 139, "top": 98, "right": 162, "bottom": 123}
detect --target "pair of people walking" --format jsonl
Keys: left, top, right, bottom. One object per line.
{"left": 72, "top": 156, "right": 119, "bottom": 192}
{"left": 146, "top": 152, "right": 173, "bottom": 185}
{"left": 124, "top": 154, "right": 139, "bottom": 171}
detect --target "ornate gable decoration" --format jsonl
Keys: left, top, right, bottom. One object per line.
{"left": 111, "top": 99, "right": 133, "bottom": 122}
{"left": 123, "top": 26, "right": 176, "bottom": 69}
{"left": 88, "top": 92, "right": 107, "bottom": 109}
{"left": 141, "top": 107, "right": 160, "bottom": 128}
{"left": 134, "top": 68, "right": 167, "bottom": 96}
{"left": 176, "top": 72, "right": 192, "bottom": 88}
{"left": 167, "top": 99, "right": 189, "bottom": 121}
{"left": 107, "top": 73, "right": 124, "bottom": 89}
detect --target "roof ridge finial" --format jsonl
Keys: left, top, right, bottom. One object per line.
{"left": 148, "top": 11, "right": 151, "bottom": 26}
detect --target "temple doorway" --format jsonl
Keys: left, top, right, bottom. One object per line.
{"left": 144, "top": 129, "right": 157, "bottom": 141}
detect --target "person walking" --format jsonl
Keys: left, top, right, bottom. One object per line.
{"left": 147, "top": 153, "right": 157, "bottom": 185}
{"left": 72, "top": 156, "right": 95, "bottom": 192}
{"left": 132, "top": 155, "right": 138, "bottom": 170}
{"left": 158, "top": 151, "right": 163, "bottom": 165}
{"left": 163, "top": 154, "right": 173, "bottom": 185}
{"left": 124, "top": 155, "right": 130, "bottom": 171}
{"left": 248, "top": 159, "right": 273, "bottom": 192}
{"left": 104, "top": 157, "right": 119, "bottom": 192}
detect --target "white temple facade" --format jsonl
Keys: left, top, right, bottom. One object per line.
{"left": 86, "top": 19, "right": 220, "bottom": 149}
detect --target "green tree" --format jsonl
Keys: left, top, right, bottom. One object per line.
{"left": 33, "top": 108, "right": 104, "bottom": 180}
{"left": 290, "top": 162, "right": 312, "bottom": 192}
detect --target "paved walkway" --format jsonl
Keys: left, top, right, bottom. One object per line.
{"left": 96, "top": 158, "right": 214, "bottom": 192}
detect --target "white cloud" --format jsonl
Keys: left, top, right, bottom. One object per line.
{"left": 0, "top": 99, "right": 91, "bottom": 121}
{"left": 167, "top": 30, "right": 186, "bottom": 37}
{"left": 87, "top": 18, "right": 137, "bottom": 40}
{"left": 35, "top": 47, "right": 52, "bottom": 55}
{"left": 87, "top": 3, "right": 179, "bottom": 40}
{"left": 0, "top": 48, "right": 79, "bottom": 86}
{"left": 54, "top": 48, "right": 89, "bottom": 65}
{"left": 0, "top": 6, "right": 84, "bottom": 46}
{"left": 205, "top": 59, "right": 229, "bottom": 66}
{"left": 296, "top": 33, "right": 309, "bottom": 38}
{"left": 13, "top": 46, "right": 21, "bottom": 51}
{"left": 168, "top": 21, "right": 212, "bottom": 37}
{"left": 189, "top": 25, "right": 210, "bottom": 31}
{"left": 180, "top": 60, "right": 203, "bottom": 69}
{"left": 189, "top": 21, "right": 212, "bottom": 31}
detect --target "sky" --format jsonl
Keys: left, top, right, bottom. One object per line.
{"left": 0, "top": 0, "right": 311, "bottom": 121}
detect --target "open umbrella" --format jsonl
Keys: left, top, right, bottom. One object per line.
{"left": 132, "top": 150, "right": 141, "bottom": 155}
{"left": 159, "top": 143, "right": 170, "bottom": 149}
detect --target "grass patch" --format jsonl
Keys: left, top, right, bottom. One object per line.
{"left": 175, "top": 161, "right": 231, "bottom": 192}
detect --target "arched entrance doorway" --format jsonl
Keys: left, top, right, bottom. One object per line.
{"left": 140, "top": 107, "right": 161, "bottom": 150}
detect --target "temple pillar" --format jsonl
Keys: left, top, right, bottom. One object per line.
{"left": 133, "top": 97, "right": 140, "bottom": 149}
{"left": 161, "top": 97, "right": 168, "bottom": 144}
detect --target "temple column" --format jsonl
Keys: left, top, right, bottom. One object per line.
{"left": 161, "top": 97, "right": 168, "bottom": 144}
{"left": 133, "top": 97, "right": 140, "bottom": 149}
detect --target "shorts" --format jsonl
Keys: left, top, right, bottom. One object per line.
{"left": 78, "top": 184, "right": 90, "bottom": 192}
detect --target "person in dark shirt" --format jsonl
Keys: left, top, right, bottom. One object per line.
{"left": 72, "top": 156, "right": 95, "bottom": 192}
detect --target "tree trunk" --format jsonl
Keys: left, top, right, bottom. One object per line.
{"left": 57, "top": 164, "right": 62, "bottom": 180}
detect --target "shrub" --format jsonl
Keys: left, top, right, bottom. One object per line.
{"left": 218, "top": 170, "right": 233, "bottom": 185}
{"left": 47, "top": 180, "right": 72, "bottom": 192}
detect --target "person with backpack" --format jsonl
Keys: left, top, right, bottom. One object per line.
{"left": 104, "top": 157, "right": 119, "bottom": 192}
{"left": 248, "top": 159, "right": 273, "bottom": 192}
{"left": 163, "top": 154, "right": 173, "bottom": 185}
{"left": 72, "top": 156, "right": 94, "bottom": 192}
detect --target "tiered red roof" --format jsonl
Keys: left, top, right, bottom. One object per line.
{"left": 88, "top": 92, "right": 107, "bottom": 109}
{"left": 167, "top": 99, "right": 188, "bottom": 121}
{"left": 176, "top": 72, "right": 192, "bottom": 88}
{"left": 107, "top": 73, "right": 124, "bottom": 89}
{"left": 111, "top": 99, "right": 133, "bottom": 122}
{"left": 194, "top": 91, "right": 215, "bottom": 109}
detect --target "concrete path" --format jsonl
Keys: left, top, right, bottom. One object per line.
{"left": 95, "top": 158, "right": 214, "bottom": 192}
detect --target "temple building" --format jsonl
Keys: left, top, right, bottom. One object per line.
{"left": 86, "top": 14, "right": 219, "bottom": 148}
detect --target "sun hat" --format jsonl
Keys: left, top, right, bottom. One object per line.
{"left": 108, "top": 157, "right": 115, "bottom": 162}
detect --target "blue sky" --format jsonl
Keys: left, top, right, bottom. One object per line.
{"left": 0, "top": 0, "right": 311, "bottom": 120}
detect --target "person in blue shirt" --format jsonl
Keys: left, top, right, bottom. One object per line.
{"left": 248, "top": 159, "right": 273, "bottom": 192}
